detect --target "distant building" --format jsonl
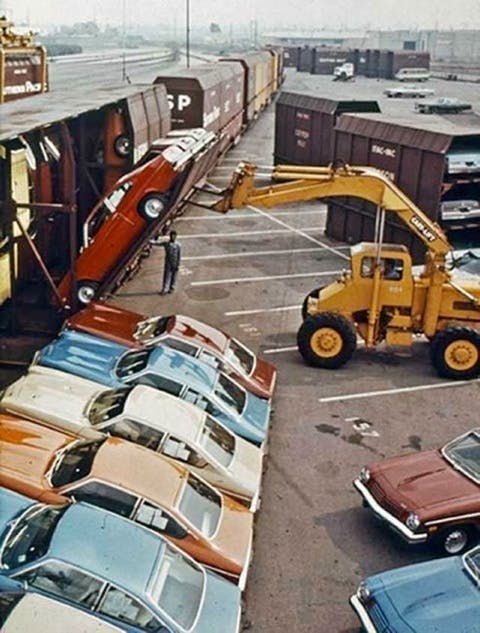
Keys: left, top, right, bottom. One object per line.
{"left": 262, "top": 30, "right": 368, "bottom": 49}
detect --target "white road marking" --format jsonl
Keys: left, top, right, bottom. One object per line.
{"left": 248, "top": 205, "right": 350, "bottom": 261}
{"left": 191, "top": 270, "right": 340, "bottom": 287}
{"left": 180, "top": 227, "right": 325, "bottom": 239}
{"left": 319, "top": 379, "right": 480, "bottom": 403}
{"left": 183, "top": 246, "right": 350, "bottom": 262}
{"left": 225, "top": 304, "right": 301, "bottom": 316}
{"left": 263, "top": 345, "right": 298, "bottom": 354}
{"left": 177, "top": 209, "right": 326, "bottom": 221}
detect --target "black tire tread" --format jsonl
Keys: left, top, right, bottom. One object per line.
{"left": 431, "top": 326, "right": 480, "bottom": 380}
{"left": 297, "top": 312, "right": 357, "bottom": 369}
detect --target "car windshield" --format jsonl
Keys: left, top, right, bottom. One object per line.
{"left": 88, "top": 387, "right": 132, "bottom": 425}
{"left": 49, "top": 438, "right": 105, "bottom": 487}
{"left": 85, "top": 181, "right": 132, "bottom": 242}
{"left": 200, "top": 416, "right": 235, "bottom": 468}
{"left": 214, "top": 374, "right": 246, "bottom": 415}
{"left": 116, "top": 349, "right": 152, "bottom": 379}
{"left": 153, "top": 545, "right": 204, "bottom": 630}
{"left": 226, "top": 339, "right": 255, "bottom": 375}
{"left": 463, "top": 547, "right": 480, "bottom": 583}
{"left": 134, "top": 316, "right": 171, "bottom": 342}
{"left": 443, "top": 431, "right": 480, "bottom": 482}
{"left": 178, "top": 473, "right": 222, "bottom": 539}
{"left": 1, "top": 505, "right": 66, "bottom": 570}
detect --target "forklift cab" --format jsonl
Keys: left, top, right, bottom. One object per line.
{"left": 350, "top": 242, "right": 414, "bottom": 309}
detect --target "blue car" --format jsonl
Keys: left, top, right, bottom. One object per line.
{"left": 0, "top": 487, "right": 241, "bottom": 633}
{"left": 35, "top": 330, "right": 270, "bottom": 446}
{"left": 350, "top": 548, "right": 480, "bottom": 632}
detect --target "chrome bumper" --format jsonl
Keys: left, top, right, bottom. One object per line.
{"left": 354, "top": 479, "right": 427, "bottom": 544}
{"left": 350, "top": 594, "right": 378, "bottom": 633}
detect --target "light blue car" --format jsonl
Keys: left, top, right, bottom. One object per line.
{"left": 0, "top": 487, "right": 241, "bottom": 633}
{"left": 34, "top": 330, "right": 270, "bottom": 446}
{"left": 350, "top": 549, "right": 480, "bottom": 632}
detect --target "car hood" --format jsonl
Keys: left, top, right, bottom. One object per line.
{"left": 194, "top": 570, "right": 241, "bottom": 633}
{"left": 366, "top": 557, "right": 480, "bottom": 632}
{"left": 372, "top": 450, "right": 479, "bottom": 514}
{"left": 66, "top": 302, "right": 147, "bottom": 347}
{"left": 37, "top": 331, "right": 127, "bottom": 388}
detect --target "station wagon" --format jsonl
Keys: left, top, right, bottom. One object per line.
{"left": 64, "top": 303, "right": 277, "bottom": 400}
{"left": 0, "top": 487, "right": 242, "bottom": 632}
{"left": 0, "top": 367, "right": 263, "bottom": 509}
{"left": 0, "top": 415, "right": 253, "bottom": 587}
{"left": 34, "top": 330, "right": 271, "bottom": 446}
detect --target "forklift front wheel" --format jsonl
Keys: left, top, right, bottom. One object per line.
{"left": 431, "top": 327, "right": 480, "bottom": 379}
{"left": 301, "top": 286, "right": 325, "bottom": 320}
{"left": 297, "top": 312, "right": 357, "bottom": 369}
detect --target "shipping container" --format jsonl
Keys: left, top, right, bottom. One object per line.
{"left": 297, "top": 46, "right": 315, "bottom": 73}
{"left": 311, "top": 48, "right": 354, "bottom": 75}
{"left": 0, "top": 17, "right": 48, "bottom": 103}
{"left": 378, "top": 50, "right": 430, "bottom": 79}
{"left": 283, "top": 46, "right": 300, "bottom": 68}
{"left": 274, "top": 91, "right": 380, "bottom": 166}
{"left": 327, "top": 112, "right": 480, "bottom": 261}
{"left": 219, "top": 53, "right": 270, "bottom": 123}
{"left": 353, "top": 49, "right": 368, "bottom": 75}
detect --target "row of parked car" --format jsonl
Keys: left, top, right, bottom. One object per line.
{"left": 350, "top": 428, "right": 480, "bottom": 630}
{"left": 0, "top": 302, "right": 277, "bottom": 632}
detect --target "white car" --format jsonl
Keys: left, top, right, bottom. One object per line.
{"left": 384, "top": 84, "right": 434, "bottom": 98}
{"left": 1, "top": 591, "right": 124, "bottom": 633}
{"left": 0, "top": 366, "right": 263, "bottom": 510}
{"left": 440, "top": 199, "right": 480, "bottom": 229}
{"left": 394, "top": 67, "right": 430, "bottom": 81}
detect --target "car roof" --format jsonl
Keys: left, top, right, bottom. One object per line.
{"left": 88, "top": 437, "right": 185, "bottom": 508}
{"left": 169, "top": 315, "right": 229, "bottom": 353}
{"left": 125, "top": 385, "right": 204, "bottom": 441}
{"left": 49, "top": 503, "right": 164, "bottom": 595}
{"left": 148, "top": 345, "right": 218, "bottom": 391}
{"left": 4, "top": 592, "right": 125, "bottom": 632}
{"left": 0, "top": 415, "right": 74, "bottom": 487}
{"left": 2, "top": 366, "right": 104, "bottom": 423}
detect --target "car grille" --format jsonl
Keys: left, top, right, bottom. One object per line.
{"left": 368, "top": 481, "right": 403, "bottom": 519}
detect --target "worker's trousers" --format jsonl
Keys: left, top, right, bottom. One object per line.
{"left": 162, "top": 265, "right": 179, "bottom": 293}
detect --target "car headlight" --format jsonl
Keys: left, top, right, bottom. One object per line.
{"left": 357, "top": 582, "right": 371, "bottom": 604}
{"left": 359, "top": 467, "right": 370, "bottom": 484}
{"left": 406, "top": 512, "right": 421, "bottom": 531}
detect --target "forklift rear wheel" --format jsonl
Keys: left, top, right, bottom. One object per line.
{"left": 297, "top": 312, "right": 357, "bottom": 369}
{"left": 431, "top": 327, "right": 480, "bottom": 379}
{"left": 301, "top": 286, "right": 325, "bottom": 320}
{"left": 77, "top": 280, "right": 99, "bottom": 305}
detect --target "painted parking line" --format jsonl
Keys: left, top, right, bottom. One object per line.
{"left": 180, "top": 227, "right": 325, "bottom": 239}
{"left": 177, "top": 209, "right": 326, "bottom": 221}
{"left": 248, "top": 205, "right": 350, "bottom": 262}
{"left": 182, "top": 246, "right": 350, "bottom": 262}
{"left": 191, "top": 270, "right": 341, "bottom": 287}
{"left": 319, "top": 379, "right": 480, "bottom": 403}
{"left": 263, "top": 345, "right": 297, "bottom": 355}
{"left": 225, "top": 304, "right": 301, "bottom": 317}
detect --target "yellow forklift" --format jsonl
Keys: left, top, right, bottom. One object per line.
{"left": 208, "top": 162, "right": 480, "bottom": 379}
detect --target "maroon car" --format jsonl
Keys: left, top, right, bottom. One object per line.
{"left": 354, "top": 428, "right": 480, "bottom": 555}
{"left": 64, "top": 302, "right": 277, "bottom": 400}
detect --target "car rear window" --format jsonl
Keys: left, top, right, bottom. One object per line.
{"left": 49, "top": 439, "right": 105, "bottom": 487}
{"left": 215, "top": 373, "right": 246, "bottom": 415}
{"left": 200, "top": 416, "right": 235, "bottom": 468}
{"left": 178, "top": 474, "right": 222, "bottom": 539}
{"left": 227, "top": 339, "right": 255, "bottom": 375}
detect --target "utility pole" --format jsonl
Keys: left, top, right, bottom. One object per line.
{"left": 122, "top": 0, "right": 127, "bottom": 82}
{"left": 186, "top": 0, "right": 190, "bottom": 68}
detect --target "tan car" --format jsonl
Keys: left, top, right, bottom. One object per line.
{"left": 0, "top": 365, "right": 263, "bottom": 510}
{"left": 0, "top": 413, "right": 254, "bottom": 588}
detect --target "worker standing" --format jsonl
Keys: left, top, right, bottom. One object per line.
{"left": 152, "top": 230, "right": 182, "bottom": 294}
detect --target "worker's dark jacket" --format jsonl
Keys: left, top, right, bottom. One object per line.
{"left": 163, "top": 242, "right": 181, "bottom": 270}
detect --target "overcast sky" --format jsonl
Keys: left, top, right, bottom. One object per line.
{"left": 4, "top": 0, "right": 480, "bottom": 31}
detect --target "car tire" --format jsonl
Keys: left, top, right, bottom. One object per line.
{"left": 297, "top": 312, "right": 357, "bottom": 369}
{"left": 435, "top": 525, "right": 475, "bottom": 556}
{"left": 77, "top": 280, "right": 99, "bottom": 305}
{"left": 430, "top": 327, "right": 480, "bottom": 379}
{"left": 301, "top": 286, "right": 324, "bottom": 320}
{"left": 138, "top": 193, "right": 169, "bottom": 223}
